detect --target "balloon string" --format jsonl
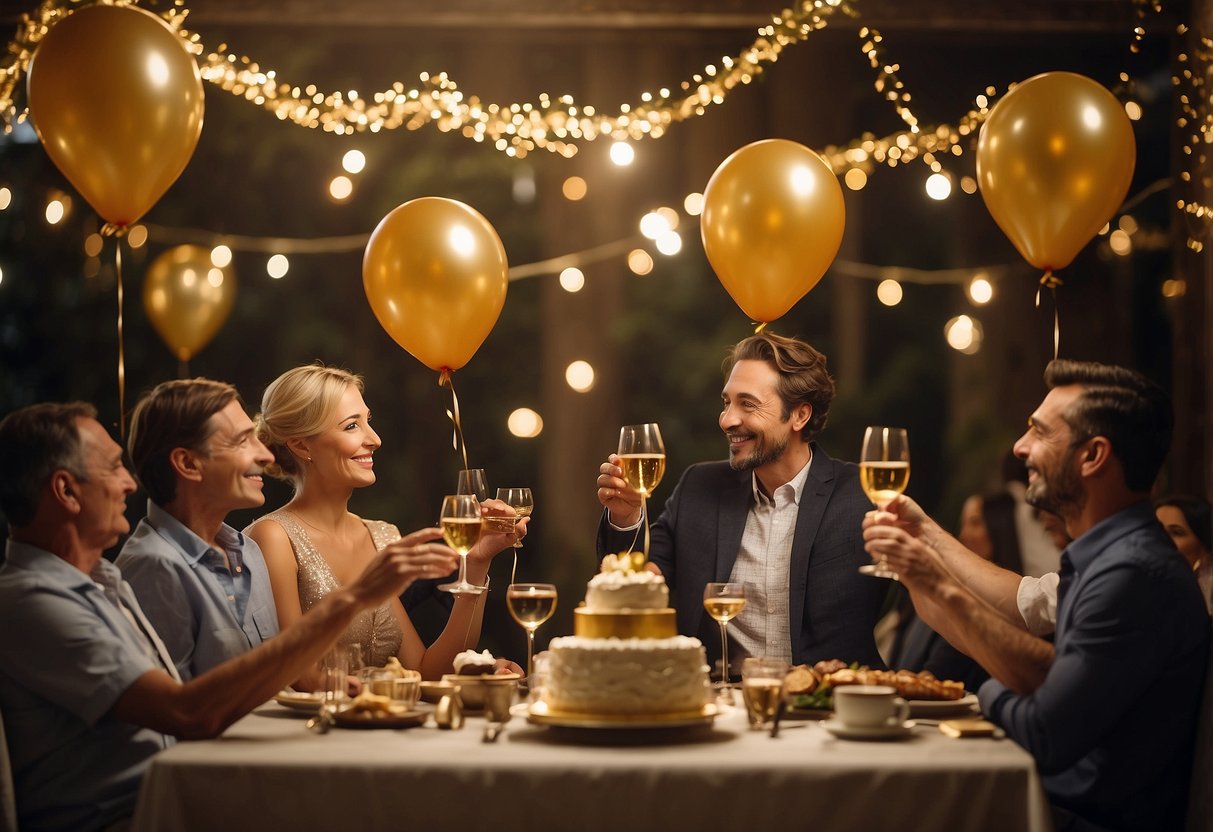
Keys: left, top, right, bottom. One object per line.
{"left": 115, "top": 235, "right": 126, "bottom": 440}
{"left": 179, "top": 360, "right": 190, "bottom": 379}
{"left": 753, "top": 322, "right": 768, "bottom": 334}
{"left": 1034, "top": 270, "right": 1064, "bottom": 360}
{"left": 439, "top": 369, "right": 470, "bottom": 471}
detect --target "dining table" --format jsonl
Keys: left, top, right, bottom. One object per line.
{"left": 131, "top": 698, "right": 1053, "bottom": 832}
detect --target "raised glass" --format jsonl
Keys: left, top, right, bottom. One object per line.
{"left": 437, "top": 494, "right": 487, "bottom": 596}
{"left": 858, "top": 426, "right": 910, "bottom": 580}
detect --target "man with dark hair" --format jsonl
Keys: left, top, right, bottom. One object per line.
{"left": 0, "top": 402, "right": 456, "bottom": 832}
{"left": 595, "top": 332, "right": 886, "bottom": 673}
{"left": 864, "top": 360, "right": 1209, "bottom": 832}
{"left": 116, "top": 378, "right": 280, "bottom": 680}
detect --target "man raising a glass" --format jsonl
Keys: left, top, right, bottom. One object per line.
{"left": 593, "top": 332, "right": 888, "bottom": 679}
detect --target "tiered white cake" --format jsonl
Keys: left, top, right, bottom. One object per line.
{"left": 542, "top": 555, "right": 710, "bottom": 716}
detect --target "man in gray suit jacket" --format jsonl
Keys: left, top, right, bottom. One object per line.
{"left": 596, "top": 332, "right": 888, "bottom": 676}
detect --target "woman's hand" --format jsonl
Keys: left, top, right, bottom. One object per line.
{"left": 494, "top": 658, "right": 525, "bottom": 676}
{"left": 468, "top": 498, "right": 528, "bottom": 563}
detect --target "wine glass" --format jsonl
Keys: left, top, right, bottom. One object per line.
{"left": 703, "top": 582, "right": 746, "bottom": 706}
{"left": 617, "top": 423, "right": 665, "bottom": 567}
{"left": 857, "top": 425, "right": 910, "bottom": 580}
{"left": 506, "top": 582, "right": 558, "bottom": 685}
{"left": 437, "top": 494, "right": 487, "bottom": 596}
{"left": 495, "top": 487, "right": 533, "bottom": 549}
{"left": 457, "top": 468, "right": 490, "bottom": 502}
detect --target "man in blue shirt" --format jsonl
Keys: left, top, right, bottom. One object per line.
{"left": 0, "top": 402, "right": 458, "bottom": 832}
{"left": 117, "top": 379, "right": 280, "bottom": 679}
{"left": 864, "top": 361, "right": 1210, "bottom": 832}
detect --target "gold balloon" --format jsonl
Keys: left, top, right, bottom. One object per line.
{"left": 143, "top": 245, "right": 236, "bottom": 362}
{"left": 27, "top": 5, "right": 204, "bottom": 227}
{"left": 977, "top": 72, "right": 1136, "bottom": 272}
{"left": 363, "top": 198, "right": 509, "bottom": 372}
{"left": 701, "top": 139, "right": 845, "bottom": 323}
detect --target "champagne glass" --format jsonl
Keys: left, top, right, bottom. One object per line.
{"left": 703, "top": 582, "right": 746, "bottom": 705}
{"left": 858, "top": 426, "right": 910, "bottom": 580}
{"left": 506, "top": 582, "right": 558, "bottom": 684}
{"left": 494, "top": 487, "right": 533, "bottom": 549}
{"left": 437, "top": 494, "right": 486, "bottom": 596}
{"left": 457, "top": 468, "right": 490, "bottom": 502}
{"left": 741, "top": 658, "right": 789, "bottom": 730}
{"left": 617, "top": 424, "right": 666, "bottom": 497}
{"left": 617, "top": 423, "right": 665, "bottom": 567}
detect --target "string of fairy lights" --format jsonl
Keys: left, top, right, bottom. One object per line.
{"left": 0, "top": 0, "right": 1204, "bottom": 379}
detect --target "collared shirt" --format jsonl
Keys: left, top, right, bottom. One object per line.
{"left": 0, "top": 541, "right": 175, "bottom": 832}
{"left": 726, "top": 458, "right": 812, "bottom": 670}
{"left": 980, "top": 502, "right": 1210, "bottom": 832}
{"left": 116, "top": 500, "right": 279, "bottom": 681}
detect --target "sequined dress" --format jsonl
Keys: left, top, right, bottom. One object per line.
{"left": 253, "top": 510, "right": 404, "bottom": 667}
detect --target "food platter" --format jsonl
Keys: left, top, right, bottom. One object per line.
{"left": 273, "top": 691, "right": 324, "bottom": 713}
{"left": 525, "top": 700, "right": 719, "bottom": 730}
{"left": 331, "top": 708, "right": 428, "bottom": 730}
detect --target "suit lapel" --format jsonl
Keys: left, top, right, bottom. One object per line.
{"left": 788, "top": 444, "right": 835, "bottom": 653}
{"left": 715, "top": 470, "right": 752, "bottom": 581}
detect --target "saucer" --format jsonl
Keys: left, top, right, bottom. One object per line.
{"left": 822, "top": 717, "right": 915, "bottom": 740}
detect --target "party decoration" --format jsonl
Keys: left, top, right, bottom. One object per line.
{"left": 976, "top": 71, "right": 1136, "bottom": 274}
{"left": 701, "top": 139, "right": 846, "bottom": 323}
{"left": 27, "top": 4, "right": 204, "bottom": 227}
{"left": 143, "top": 245, "right": 236, "bottom": 362}
{"left": 363, "top": 197, "right": 509, "bottom": 373}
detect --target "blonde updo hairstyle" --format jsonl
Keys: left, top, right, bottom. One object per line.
{"left": 256, "top": 363, "right": 364, "bottom": 487}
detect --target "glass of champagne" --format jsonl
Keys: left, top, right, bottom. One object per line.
{"left": 437, "top": 494, "right": 486, "bottom": 596}
{"left": 703, "top": 582, "right": 746, "bottom": 705}
{"left": 495, "top": 487, "right": 533, "bottom": 549}
{"left": 858, "top": 425, "right": 910, "bottom": 580}
{"left": 506, "top": 582, "right": 558, "bottom": 684}
{"left": 457, "top": 468, "right": 490, "bottom": 502}
{"left": 617, "top": 423, "right": 666, "bottom": 568}
{"left": 741, "top": 658, "right": 789, "bottom": 730}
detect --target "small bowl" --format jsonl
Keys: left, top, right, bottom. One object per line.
{"left": 420, "top": 681, "right": 455, "bottom": 705}
{"left": 440, "top": 673, "right": 521, "bottom": 710}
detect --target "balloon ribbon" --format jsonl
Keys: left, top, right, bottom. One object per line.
{"left": 101, "top": 223, "right": 128, "bottom": 438}
{"left": 438, "top": 369, "right": 470, "bottom": 472}
{"left": 753, "top": 321, "right": 768, "bottom": 334}
{"left": 1034, "top": 270, "right": 1064, "bottom": 360}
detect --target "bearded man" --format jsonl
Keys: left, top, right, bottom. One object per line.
{"left": 594, "top": 332, "right": 886, "bottom": 675}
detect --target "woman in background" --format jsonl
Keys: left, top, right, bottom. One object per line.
{"left": 1155, "top": 494, "right": 1213, "bottom": 615}
{"left": 890, "top": 490, "right": 1024, "bottom": 691}
{"left": 247, "top": 364, "right": 523, "bottom": 686}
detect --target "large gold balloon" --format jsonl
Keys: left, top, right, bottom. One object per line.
{"left": 701, "top": 139, "right": 845, "bottom": 323}
{"left": 363, "top": 198, "right": 509, "bottom": 372}
{"left": 976, "top": 72, "right": 1136, "bottom": 272}
{"left": 143, "top": 245, "right": 236, "bottom": 362}
{"left": 27, "top": 5, "right": 204, "bottom": 227}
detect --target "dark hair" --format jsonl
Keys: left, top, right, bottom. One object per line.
{"left": 1155, "top": 494, "right": 1212, "bottom": 553}
{"left": 723, "top": 332, "right": 836, "bottom": 441}
{"left": 980, "top": 490, "right": 1024, "bottom": 573}
{"left": 0, "top": 402, "right": 96, "bottom": 527}
{"left": 1043, "top": 359, "right": 1172, "bottom": 493}
{"left": 128, "top": 378, "right": 238, "bottom": 505}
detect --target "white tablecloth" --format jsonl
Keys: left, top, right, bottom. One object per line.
{"left": 132, "top": 703, "right": 1052, "bottom": 832}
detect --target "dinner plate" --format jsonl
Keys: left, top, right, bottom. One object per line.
{"left": 906, "top": 693, "right": 978, "bottom": 718}
{"left": 331, "top": 708, "right": 428, "bottom": 730}
{"left": 822, "top": 717, "right": 916, "bottom": 740}
{"left": 525, "top": 701, "right": 719, "bottom": 729}
{"left": 273, "top": 691, "right": 324, "bottom": 713}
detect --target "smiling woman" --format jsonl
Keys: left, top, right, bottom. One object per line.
{"left": 244, "top": 363, "right": 522, "bottom": 686}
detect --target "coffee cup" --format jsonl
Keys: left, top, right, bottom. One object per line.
{"left": 833, "top": 685, "right": 909, "bottom": 729}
